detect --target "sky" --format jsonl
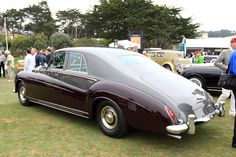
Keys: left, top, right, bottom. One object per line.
{"left": 0, "top": 0, "right": 235, "bottom": 31}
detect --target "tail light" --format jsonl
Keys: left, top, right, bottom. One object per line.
{"left": 164, "top": 106, "right": 176, "bottom": 124}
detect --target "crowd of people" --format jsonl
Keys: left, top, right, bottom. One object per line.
{"left": 190, "top": 51, "right": 205, "bottom": 64}
{"left": 23, "top": 47, "right": 53, "bottom": 72}
{"left": 0, "top": 47, "right": 53, "bottom": 81}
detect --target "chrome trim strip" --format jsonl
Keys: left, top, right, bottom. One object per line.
{"left": 29, "top": 98, "right": 89, "bottom": 119}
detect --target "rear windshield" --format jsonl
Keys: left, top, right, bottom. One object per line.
{"left": 117, "top": 55, "right": 164, "bottom": 74}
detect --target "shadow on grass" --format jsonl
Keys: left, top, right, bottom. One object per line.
{"left": 29, "top": 102, "right": 220, "bottom": 148}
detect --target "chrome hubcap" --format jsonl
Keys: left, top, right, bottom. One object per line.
{"left": 19, "top": 86, "right": 26, "bottom": 102}
{"left": 101, "top": 106, "right": 118, "bottom": 130}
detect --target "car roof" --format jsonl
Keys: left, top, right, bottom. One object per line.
{"left": 57, "top": 47, "right": 141, "bottom": 58}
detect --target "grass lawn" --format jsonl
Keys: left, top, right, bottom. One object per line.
{"left": 0, "top": 78, "right": 236, "bottom": 157}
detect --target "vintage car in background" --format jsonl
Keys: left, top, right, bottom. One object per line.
{"left": 204, "top": 55, "right": 218, "bottom": 63}
{"left": 15, "top": 60, "right": 24, "bottom": 73}
{"left": 14, "top": 47, "right": 222, "bottom": 139}
{"left": 180, "top": 63, "right": 222, "bottom": 92}
{"left": 146, "top": 49, "right": 191, "bottom": 73}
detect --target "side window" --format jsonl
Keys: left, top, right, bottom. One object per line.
{"left": 66, "top": 53, "right": 88, "bottom": 73}
{"left": 49, "top": 51, "right": 65, "bottom": 69}
{"left": 156, "top": 52, "right": 164, "bottom": 57}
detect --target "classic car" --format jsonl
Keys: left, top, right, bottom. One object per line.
{"left": 180, "top": 63, "right": 222, "bottom": 92}
{"left": 146, "top": 49, "right": 191, "bottom": 73}
{"left": 14, "top": 47, "right": 223, "bottom": 139}
{"left": 204, "top": 55, "right": 218, "bottom": 63}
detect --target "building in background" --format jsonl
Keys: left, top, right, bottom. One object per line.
{"left": 185, "top": 33, "right": 236, "bottom": 56}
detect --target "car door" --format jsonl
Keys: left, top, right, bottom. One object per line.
{"left": 34, "top": 51, "right": 66, "bottom": 104}
{"left": 60, "top": 52, "right": 97, "bottom": 113}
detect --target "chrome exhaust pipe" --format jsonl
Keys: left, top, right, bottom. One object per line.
{"left": 167, "top": 134, "right": 182, "bottom": 139}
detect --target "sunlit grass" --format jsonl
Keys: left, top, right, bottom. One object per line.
{"left": 0, "top": 78, "right": 235, "bottom": 157}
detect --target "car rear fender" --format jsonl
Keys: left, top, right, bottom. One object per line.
{"left": 87, "top": 80, "right": 174, "bottom": 133}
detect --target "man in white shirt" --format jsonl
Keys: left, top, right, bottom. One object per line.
{"left": 31, "top": 47, "right": 37, "bottom": 67}
{"left": 24, "top": 48, "right": 36, "bottom": 72}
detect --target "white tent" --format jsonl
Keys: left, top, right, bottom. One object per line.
{"left": 109, "top": 40, "right": 140, "bottom": 49}
{"left": 186, "top": 37, "right": 233, "bottom": 49}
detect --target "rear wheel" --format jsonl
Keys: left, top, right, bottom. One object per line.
{"left": 96, "top": 100, "right": 129, "bottom": 138}
{"left": 189, "top": 76, "right": 205, "bottom": 89}
{"left": 18, "top": 82, "right": 31, "bottom": 106}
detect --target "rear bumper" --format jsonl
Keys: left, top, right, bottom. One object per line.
{"left": 166, "top": 105, "right": 222, "bottom": 136}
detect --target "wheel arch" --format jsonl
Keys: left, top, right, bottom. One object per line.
{"left": 15, "top": 79, "right": 24, "bottom": 93}
{"left": 162, "top": 62, "right": 176, "bottom": 72}
{"left": 91, "top": 97, "right": 121, "bottom": 119}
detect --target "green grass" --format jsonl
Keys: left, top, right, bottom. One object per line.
{"left": 0, "top": 78, "right": 236, "bottom": 157}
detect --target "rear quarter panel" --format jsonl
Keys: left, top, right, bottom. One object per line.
{"left": 88, "top": 80, "right": 172, "bottom": 133}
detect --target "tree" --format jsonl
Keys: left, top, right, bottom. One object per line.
{"left": 144, "top": 5, "right": 199, "bottom": 48}
{"left": 49, "top": 32, "right": 73, "bottom": 49}
{"left": 3, "top": 9, "right": 24, "bottom": 37}
{"left": 73, "top": 38, "right": 109, "bottom": 47}
{"left": 32, "top": 33, "right": 48, "bottom": 50}
{"left": 21, "top": 0, "right": 56, "bottom": 37}
{"left": 203, "top": 30, "right": 236, "bottom": 37}
{"left": 86, "top": 0, "right": 199, "bottom": 48}
{"left": 56, "top": 9, "right": 82, "bottom": 38}
{"left": 11, "top": 35, "right": 33, "bottom": 53}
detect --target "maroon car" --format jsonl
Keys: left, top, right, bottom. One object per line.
{"left": 14, "top": 47, "right": 223, "bottom": 139}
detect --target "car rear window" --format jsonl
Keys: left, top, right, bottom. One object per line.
{"left": 117, "top": 55, "right": 164, "bottom": 74}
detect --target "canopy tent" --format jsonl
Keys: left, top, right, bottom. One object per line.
{"left": 186, "top": 37, "right": 234, "bottom": 49}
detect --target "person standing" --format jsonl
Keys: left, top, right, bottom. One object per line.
{"left": 214, "top": 49, "right": 235, "bottom": 117}
{"left": 4, "top": 50, "right": 14, "bottom": 81}
{"left": 0, "top": 50, "right": 6, "bottom": 78}
{"left": 191, "top": 52, "right": 196, "bottom": 63}
{"left": 46, "top": 47, "right": 53, "bottom": 64}
{"left": 30, "top": 47, "right": 37, "bottom": 68}
{"left": 24, "top": 48, "right": 35, "bottom": 72}
{"left": 195, "top": 51, "right": 204, "bottom": 64}
{"left": 227, "top": 37, "right": 236, "bottom": 148}
{"left": 35, "top": 49, "right": 46, "bottom": 68}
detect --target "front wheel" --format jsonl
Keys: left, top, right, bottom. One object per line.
{"left": 18, "top": 82, "right": 31, "bottom": 106}
{"left": 96, "top": 100, "right": 129, "bottom": 138}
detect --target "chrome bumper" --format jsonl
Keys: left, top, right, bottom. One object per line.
{"left": 166, "top": 114, "right": 196, "bottom": 135}
{"left": 166, "top": 103, "right": 224, "bottom": 137}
